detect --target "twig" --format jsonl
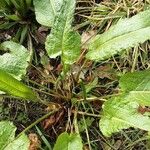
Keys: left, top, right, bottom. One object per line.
{"left": 17, "top": 109, "right": 59, "bottom": 137}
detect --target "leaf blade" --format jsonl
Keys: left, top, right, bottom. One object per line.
{"left": 0, "top": 69, "right": 37, "bottom": 101}
{"left": 100, "top": 70, "right": 150, "bottom": 137}
{"left": 100, "top": 96, "right": 150, "bottom": 137}
{"left": 33, "top": 0, "right": 63, "bottom": 27}
{"left": 86, "top": 9, "right": 150, "bottom": 60}
{"left": 4, "top": 134, "right": 29, "bottom": 150}
{"left": 54, "top": 132, "right": 83, "bottom": 150}
{"left": 120, "top": 70, "right": 150, "bottom": 105}
{"left": 0, "top": 121, "right": 29, "bottom": 150}
{"left": 45, "top": 0, "right": 81, "bottom": 72}
{"left": 0, "top": 41, "right": 31, "bottom": 80}
{"left": 0, "top": 121, "right": 16, "bottom": 149}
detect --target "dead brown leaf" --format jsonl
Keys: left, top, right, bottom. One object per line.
{"left": 42, "top": 109, "right": 64, "bottom": 129}
{"left": 28, "top": 133, "right": 41, "bottom": 150}
{"left": 81, "top": 30, "right": 96, "bottom": 48}
{"left": 42, "top": 115, "right": 56, "bottom": 129}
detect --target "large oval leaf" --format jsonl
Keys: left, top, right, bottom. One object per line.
{"left": 86, "top": 9, "right": 150, "bottom": 61}
{"left": 100, "top": 96, "right": 150, "bottom": 137}
{"left": 0, "top": 41, "right": 31, "bottom": 80}
{"left": 0, "top": 121, "right": 29, "bottom": 150}
{"left": 45, "top": 0, "right": 81, "bottom": 73}
{"left": 120, "top": 70, "right": 150, "bottom": 105}
{"left": 0, "top": 69, "right": 37, "bottom": 101}
{"left": 33, "top": 0, "right": 63, "bottom": 27}
{"left": 100, "top": 70, "right": 150, "bottom": 137}
{"left": 54, "top": 132, "right": 83, "bottom": 150}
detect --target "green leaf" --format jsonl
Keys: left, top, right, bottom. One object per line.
{"left": 0, "top": 69, "right": 37, "bottom": 101}
{"left": 120, "top": 70, "right": 150, "bottom": 92}
{"left": 120, "top": 70, "right": 150, "bottom": 105}
{"left": 0, "top": 41, "right": 31, "bottom": 80}
{"left": 45, "top": 0, "right": 81, "bottom": 73}
{"left": 4, "top": 134, "right": 29, "bottom": 150}
{"left": 100, "top": 70, "right": 150, "bottom": 137}
{"left": 33, "top": 0, "right": 63, "bottom": 27}
{"left": 100, "top": 96, "right": 150, "bottom": 137}
{"left": 54, "top": 132, "right": 83, "bottom": 150}
{"left": 86, "top": 9, "right": 150, "bottom": 61}
{"left": 0, "top": 121, "right": 29, "bottom": 150}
